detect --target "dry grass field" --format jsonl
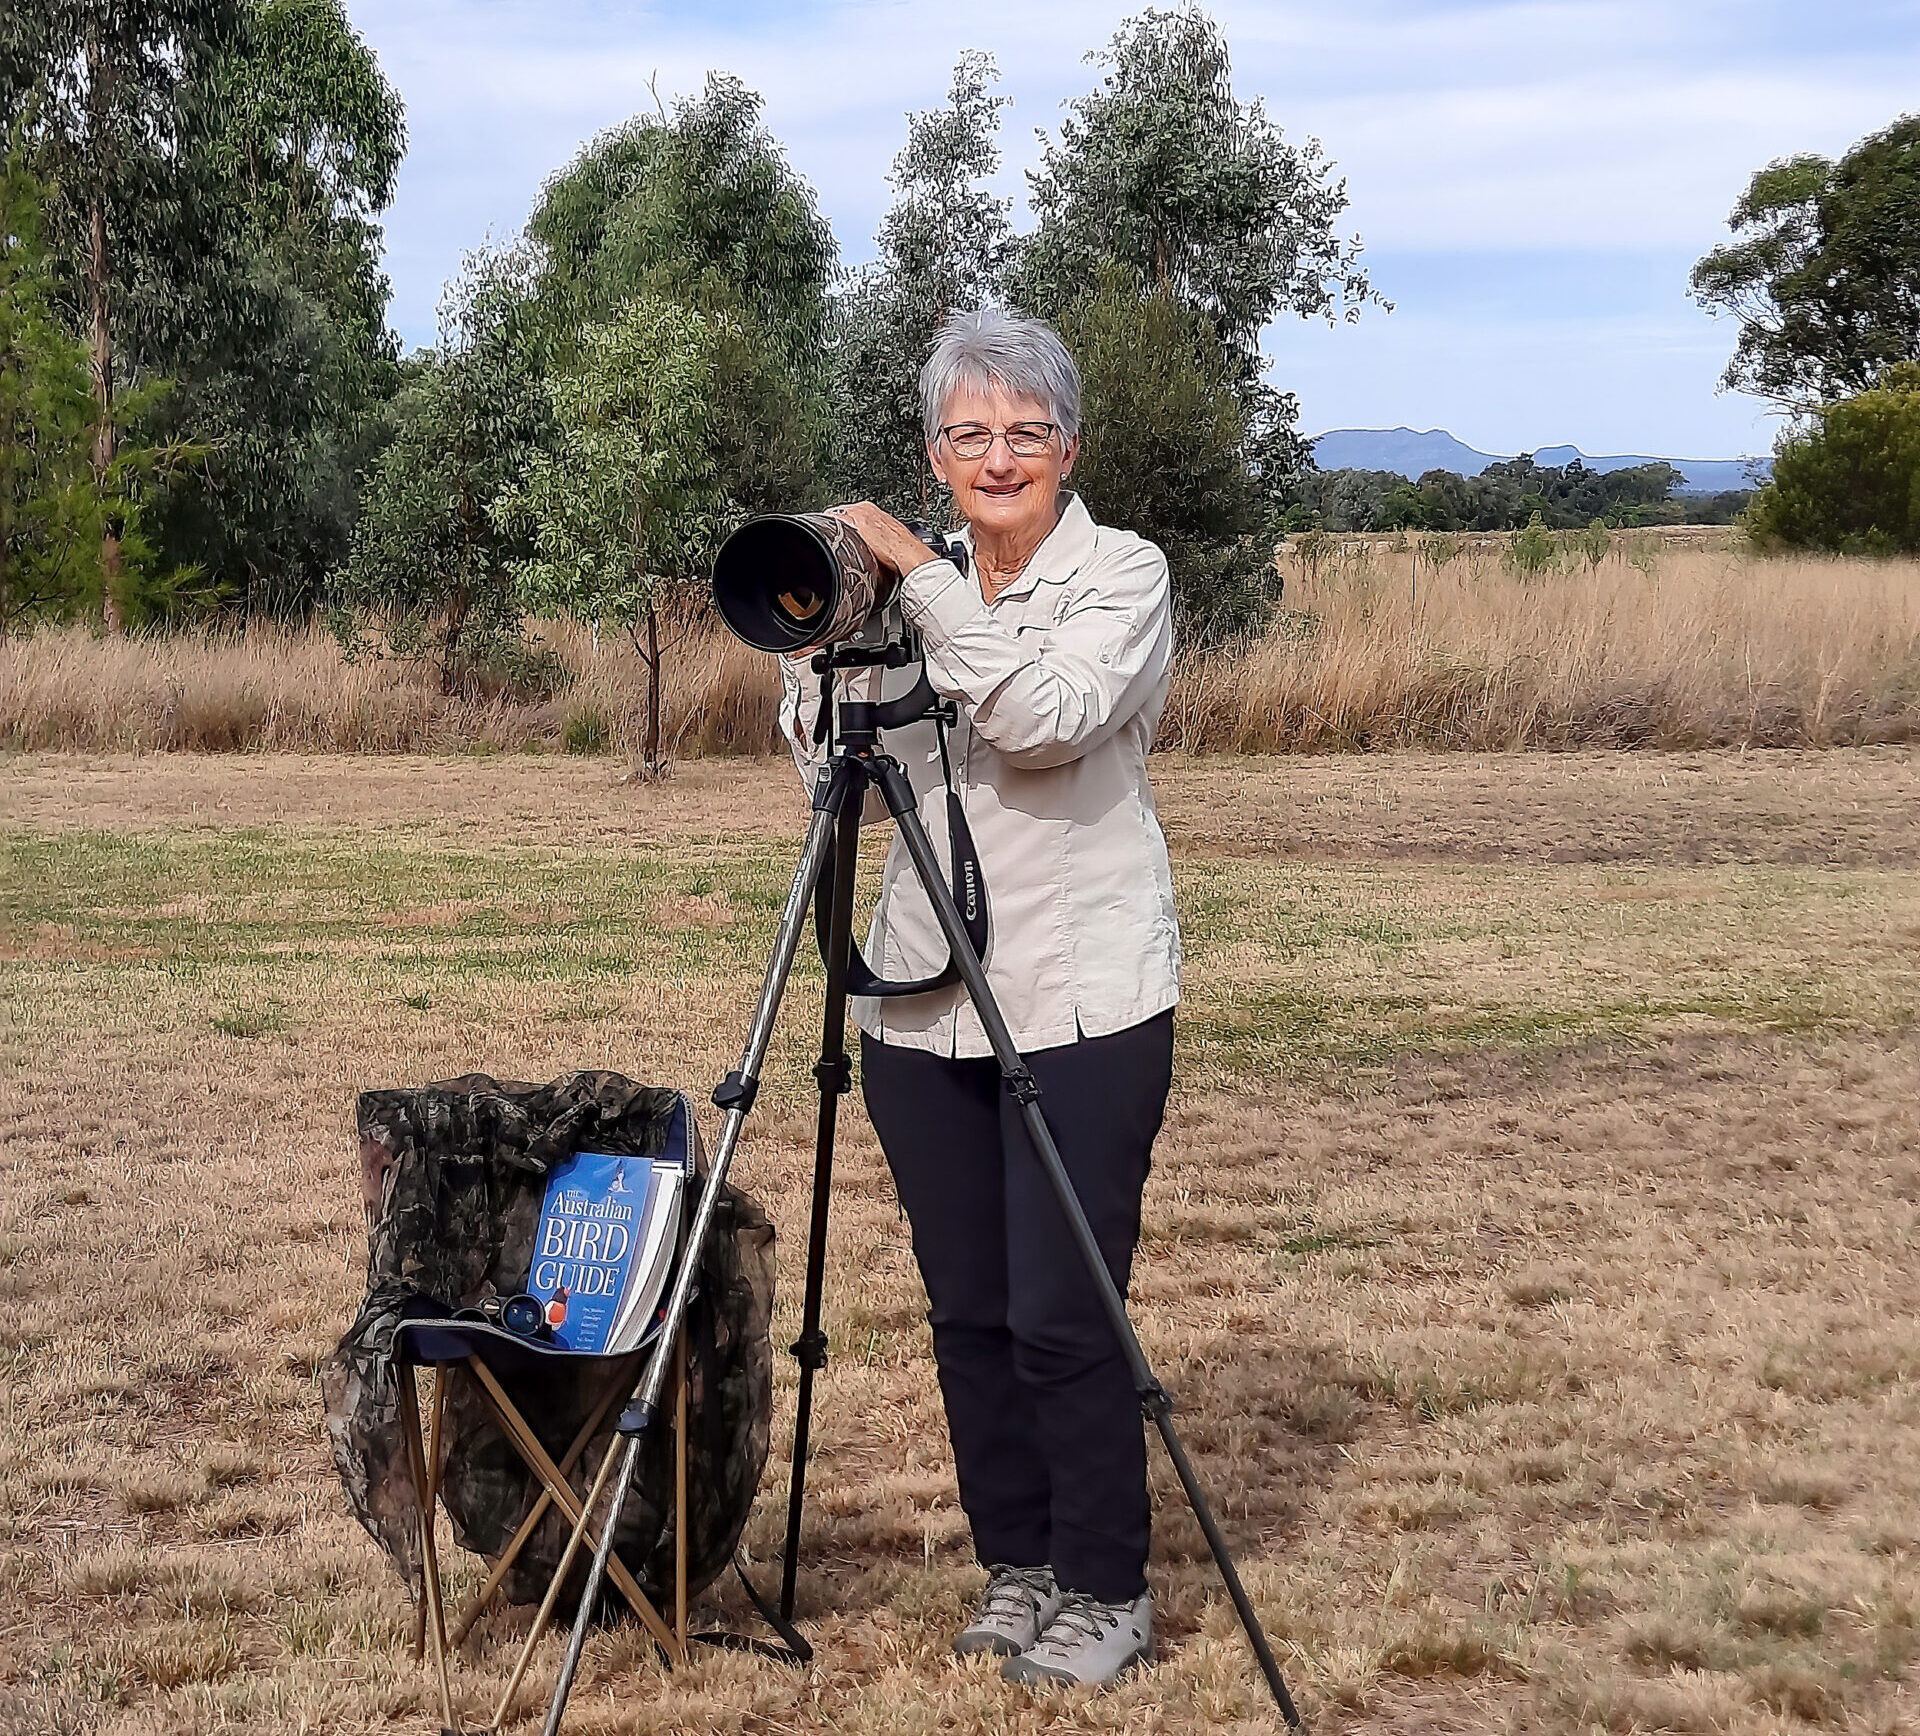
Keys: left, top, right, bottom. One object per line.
{"left": 2, "top": 749, "right": 1918, "bottom": 1735}
{"left": 4, "top": 545, "right": 1919, "bottom": 760}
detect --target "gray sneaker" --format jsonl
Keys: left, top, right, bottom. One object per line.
{"left": 1002, "top": 1588, "right": 1153, "bottom": 1687}
{"left": 953, "top": 1564, "right": 1064, "bottom": 1658}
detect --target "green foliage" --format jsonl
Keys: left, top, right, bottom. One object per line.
{"left": 528, "top": 75, "right": 836, "bottom": 518}
{"left": 501, "top": 296, "right": 726, "bottom": 624}
{"left": 496, "top": 295, "right": 729, "bottom": 773}
{"left": 211, "top": 0, "right": 405, "bottom": 223}
{"left": 1015, "top": 5, "right": 1379, "bottom": 377}
{"left": 4, "top": 0, "right": 248, "bottom": 628}
{"left": 1062, "top": 266, "right": 1271, "bottom": 637}
{"left": 1747, "top": 363, "right": 1920, "bottom": 554}
{"left": 332, "top": 247, "right": 549, "bottom": 689}
{"left": 0, "top": 146, "right": 104, "bottom": 629}
{"left": 1505, "top": 512, "right": 1559, "bottom": 578}
{"left": 562, "top": 703, "right": 610, "bottom": 755}
{"left": 0, "top": 143, "right": 210, "bottom": 629}
{"left": 832, "top": 52, "right": 1013, "bottom": 513}
{"left": 3, "top": 3, "right": 246, "bottom": 222}
{"left": 1009, "top": 7, "right": 1378, "bottom": 624}
{"left": 6, "top": 0, "right": 404, "bottom": 619}
{"left": 1692, "top": 116, "right": 1920, "bottom": 411}
{"left": 1571, "top": 518, "right": 1612, "bottom": 570}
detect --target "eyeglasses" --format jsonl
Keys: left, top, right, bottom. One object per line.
{"left": 937, "top": 421, "right": 1060, "bottom": 460}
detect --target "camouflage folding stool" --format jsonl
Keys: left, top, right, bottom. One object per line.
{"left": 322, "top": 1071, "right": 776, "bottom": 1734}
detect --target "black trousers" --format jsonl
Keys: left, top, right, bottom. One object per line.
{"left": 860, "top": 1009, "right": 1173, "bottom": 1603}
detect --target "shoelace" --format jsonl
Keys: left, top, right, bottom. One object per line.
{"left": 978, "top": 1564, "right": 1056, "bottom": 1624}
{"left": 1034, "top": 1591, "right": 1123, "bottom": 1654}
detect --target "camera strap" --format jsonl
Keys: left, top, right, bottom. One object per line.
{"left": 814, "top": 717, "right": 989, "bottom": 998}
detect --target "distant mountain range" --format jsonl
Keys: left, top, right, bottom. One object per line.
{"left": 1309, "top": 427, "right": 1770, "bottom": 496}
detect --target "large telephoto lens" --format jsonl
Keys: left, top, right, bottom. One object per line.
{"left": 712, "top": 513, "right": 896, "bottom": 653}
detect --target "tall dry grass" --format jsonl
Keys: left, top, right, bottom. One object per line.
{"left": 0, "top": 613, "right": 783, "bottom": 758}
{"left": 3, "top": 546, "right": 1918, "bottom": 756}
{"left": 1164, "top": 545, "right": 1920, "bottom": 752}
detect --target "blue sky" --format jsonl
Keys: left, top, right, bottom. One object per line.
{"left": 342, "top": 0, "right": 1920, "bottom": 461}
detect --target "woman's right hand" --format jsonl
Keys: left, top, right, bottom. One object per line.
{"left": 827, "top": 501, "right": 941, "bottom": 577}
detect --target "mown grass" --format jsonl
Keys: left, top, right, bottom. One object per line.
{"left": 8, "top": 828, "right": 1914, "bottom": 1089}
{"left": 1, "top": 751, "right": 1917, "bottom": 1735}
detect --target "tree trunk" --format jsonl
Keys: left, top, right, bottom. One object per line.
{"left": 441, "top": 585, "right": 472, "bottom": 695}
{"left": 85, "top": 26, "right": 121, "bottom": 634}
{"left": 643, "top": 602, "right": 662, "bottom": 777}
{"left": 0, "top": 400, "right": 14, "bottom": 635}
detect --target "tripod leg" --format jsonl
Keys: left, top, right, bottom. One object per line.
{"left": 538, "top": 772, "right": 852, "bottom": 1736}
{"left": 781, "top": 775, "right": 864, "bottom": 1620}
{"left": 869, "top": 757, "right": 1302, "bottom": 1729}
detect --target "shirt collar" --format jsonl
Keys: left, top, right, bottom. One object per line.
{"left": 961, "top": 491, "right": 1095, "bottom": 605}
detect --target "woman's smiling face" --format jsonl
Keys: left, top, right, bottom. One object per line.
{"left": 927, "top": 381, "right": 1077, "bottom": 546}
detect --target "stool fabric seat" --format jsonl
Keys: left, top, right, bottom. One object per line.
{"left": 396, "top": 1309, "right": 669, "bottom": 1371}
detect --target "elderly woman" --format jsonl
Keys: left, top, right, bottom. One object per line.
{"left": 777, "top": 308, "right": 1178, "bottom": 1687}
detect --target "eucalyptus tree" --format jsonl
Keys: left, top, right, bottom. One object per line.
{"left": 1692, "top": 116, "right": 1920, "bottom": 412}
{"left": 1012, "top": 6, "right": 1383, "bottom": 612}
{"left": 3, "top": 0, "right": 406, "bottom": 620}
{"left": 495, "top": 298, "right": 729, "bottom": 775}
{"left": 1, "top": 0, "right": 245, "bottom": 627}
{"left": 832, "top": 51, "right": 1014, "bottom": 512}
{"left": 151, "top": 0, "right": 406, "bottom": 615}
{"left": 332, "top": 247, "right": 549, "bottom": 692}
{"left": 0, "top": 150, "right": 105, "bottom": 631}
{"left": 1062, "top": 265, "right": 1271, "bottom": 636}
{"left": 1748, "top": 363, "right": 1920, "bottom": 553}
{"left": 1016, "top": 6, "right": 1377, "bottom": 375}
{"left": 528, "top": 75, "right": 838, "bottom": 518}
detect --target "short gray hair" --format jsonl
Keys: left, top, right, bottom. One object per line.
{"left": 919, "top": 308, "right": 1082, "bottom": 444}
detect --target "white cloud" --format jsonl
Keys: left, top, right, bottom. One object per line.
{"left": 1298, "top": 65, "right": 1914, "bottom": 251}
{"left": 342, "top": 0, "right": 1916, "bottom": 454}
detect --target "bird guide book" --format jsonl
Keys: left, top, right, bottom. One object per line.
{"left": 526, "top": 1102, "right": 692, "bottom": 1355}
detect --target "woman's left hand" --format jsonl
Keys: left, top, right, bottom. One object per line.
{"left": 827, "top": 501, "right": 944, "bottom": 578}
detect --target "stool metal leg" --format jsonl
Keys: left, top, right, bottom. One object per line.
{"left": 410, "top": 1366, "right": 447, "bottom": 1661}
{"left": 466, "top": 1358, "right": 678, "bottom": 1658}
{"left": 398, "top": 1359, "right": 458, "bottom": 1732}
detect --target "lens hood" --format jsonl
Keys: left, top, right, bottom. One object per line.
{"left": 713, "top": 513, "right": 897, "bottom": 652}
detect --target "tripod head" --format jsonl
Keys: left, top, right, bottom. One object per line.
{"left": 808, "top": 630, "right": 955, "bottom": 751}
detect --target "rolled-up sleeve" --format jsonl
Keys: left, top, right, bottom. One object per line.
{"left": 899, "top": 539, "right": 1172, "bottom": 769}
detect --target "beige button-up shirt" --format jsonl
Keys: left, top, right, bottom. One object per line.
{"left": 777, "top": 492, "right": 1181, "bottom": 1058}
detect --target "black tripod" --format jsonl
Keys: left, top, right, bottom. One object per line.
{"left": 539, "top": 640, "right": 1302, "bottom": 1734}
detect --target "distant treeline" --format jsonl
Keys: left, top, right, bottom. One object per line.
{"left": 1287, "top": 457, "right": 1753, "bottom": 534}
